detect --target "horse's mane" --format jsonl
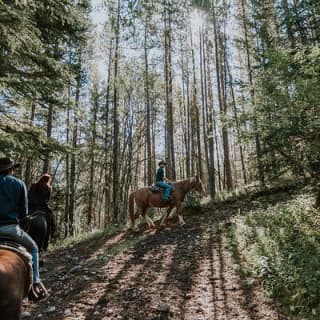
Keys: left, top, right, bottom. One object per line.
{"left": 173, "top": 176, "right": 198, "bottom": 185}
{"left": 171, "top": 177, "right": 201, "bottom": 191}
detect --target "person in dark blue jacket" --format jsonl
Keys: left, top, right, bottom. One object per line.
{"left": 155, "top": 160, "right": 172, "bottom": 202}
{"left": 0, "top": 157, "right": 47, "bottom": 301}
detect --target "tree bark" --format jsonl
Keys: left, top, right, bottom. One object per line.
{"left": 144, "top": 22, "right": 152, "bottom": 185}
{"left": 164, "top": 1, "right": 176, "bottom": 180}
{"left": 112, "top": 0, "right": 121, "bottom": 222}
{"left": 212, "top": 0, "right": 233, "bottom": 190}
{"left": 240, "top": 0, "right": 265, "bottom": 187}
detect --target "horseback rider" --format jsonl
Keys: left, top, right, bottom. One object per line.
{"left": 155, "top": 160, "right": 172, "bottom": 202}
{"left": 28, "top": 173, "right": 56, "bottom": 244}
{"left": 0, "top": 157, "right": 48, "bottom": 301}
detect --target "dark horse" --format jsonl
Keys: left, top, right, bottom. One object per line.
{"left": 20, "top": 211, "right": 52, "bottom": 252}
{"left": 129, "top": 176, "right": 203, "bottom": 229}
{"left": 0, "top": 246, "right": 32, "bottom": 319}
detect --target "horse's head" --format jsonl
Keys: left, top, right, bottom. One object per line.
{"left": 192, "top": 176, "right": 204, "bottom": 196}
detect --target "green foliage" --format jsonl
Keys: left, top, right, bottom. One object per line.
{"left": 0, "top": 121, "right": 70, "bottom": 157}
{"left": 0, "top": 0, "right": 90, "bottom": 157}
{"left": 236, "top": 0, "right": 320, "bottom": 186}
{"left": 234, "top": 192, "right": 320, "bottom": 318}
{"left": 252, "top": 45, "right": 320, "bottom": 180}
{"left": 192, "top": 0, "right": 211, "bottom": 9}
{"left": 183, "top": 192, "right": 201, "bottom": 208}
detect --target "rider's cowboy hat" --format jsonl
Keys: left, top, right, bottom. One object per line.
{"left": 0, "top": 157, "right": 20, "bottom": 172}
{"left": 158, "top": 160, "right": 167, "bottom": 166}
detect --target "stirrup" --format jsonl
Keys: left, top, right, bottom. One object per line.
{"left": 28, "top": 281, "right": 48, "bottom": 301}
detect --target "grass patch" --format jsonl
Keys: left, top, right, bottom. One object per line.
{"left": 48, "top": 224, "right": 124, "bottom": 252}
{"left": 227, "top": 191, "right": 320, "bottom": 319}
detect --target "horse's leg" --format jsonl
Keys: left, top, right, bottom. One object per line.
{"left": 130, "top": 209, "right": 137, "bottom": 230}
{"left": 129, "top": 192, "right": 137, "bottom": 230}
{"left": 176, "top": 203, "right": 186, "bottom": 226}
{"left": 130, "top": 206, "right": 142, "bottom": 231}
{"left": 160, "top": 205, "right": 174, "bottom": 226}
{"left": 141, "top": 208, "right": 155, "bottom": 229}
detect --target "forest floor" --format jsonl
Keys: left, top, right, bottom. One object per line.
{"left": 23, "top": 196, "right": 290, "bottom": 320}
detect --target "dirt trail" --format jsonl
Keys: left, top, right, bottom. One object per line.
{"left": 24, "top": 207, "right": 286, "bottom": 320}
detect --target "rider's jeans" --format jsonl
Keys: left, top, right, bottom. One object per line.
{"left": 0, "top": 224, "right": 41, "bottom": 283}
{"left": 156, "top": 181, "right": 172, "bottom": 200}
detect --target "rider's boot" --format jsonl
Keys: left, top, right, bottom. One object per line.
{"left": 28, "top": 281, "right": 48, "bottom": 301}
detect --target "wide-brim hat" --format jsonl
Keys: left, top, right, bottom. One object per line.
{"left": 0, "top": 157, "right": 20, "bottom": 172}
{"left": 158, "top": 160, "right": 167, "bottom": 166}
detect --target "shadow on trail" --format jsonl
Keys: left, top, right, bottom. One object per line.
{"left": 84, "top": 222, "right": 204, "bottom": 320}
{"left": 27, "top": 230, "right": 136, "bottom": 319}
{"left": 28, "top": 200, "right": 285, "bottom": 320}
{"left": 223, "top": 225, "right": 256, "bottom": 320}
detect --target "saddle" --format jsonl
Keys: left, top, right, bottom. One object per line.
{"left": 0, "top": 238, "right": 33, "bottom": 296}
{"left": 0, "top": 237, "right": 48, "bottom": 301}
{"left": 150, "top": 185, "right": 162, "bottom": 193}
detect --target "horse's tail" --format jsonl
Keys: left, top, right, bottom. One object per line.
{"left": 128, "top": 191, "right": 136, "bottom": 228}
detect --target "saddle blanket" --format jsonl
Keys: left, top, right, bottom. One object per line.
{"left": 0, "top": 240, "right": 33, "bottom": 287}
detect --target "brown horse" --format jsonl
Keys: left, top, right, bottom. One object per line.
{"left": 128, "top": 176, "right": 203, "bottom": 229}
{"left": 0, "top": 248, "right": 31, "bottom": 320}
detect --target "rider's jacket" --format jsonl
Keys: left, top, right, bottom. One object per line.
{"left": 156, "top": 167, "right": 165, "bottom": 182}
{"left": 0, "top": 173, "right": 28, "bottom": 225}
{"left": 28, "top": 183, "right": 50, "bottom": 212}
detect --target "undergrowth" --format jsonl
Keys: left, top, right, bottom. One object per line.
{"left": 48, "top": 224, "right": 123, "bottom": 252}
{"left": 183, "top": 192, "right": 201, "bottom": 208}
{"left": 228, "top": 191, "right": 320, "bottom": 319}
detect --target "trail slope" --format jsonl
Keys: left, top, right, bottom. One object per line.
{"left": 25, "top": 206, "right": 285, "bottom": 320}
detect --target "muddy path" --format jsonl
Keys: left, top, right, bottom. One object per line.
{"left": 24, "top": 206, "right": 287, "bottom": 320}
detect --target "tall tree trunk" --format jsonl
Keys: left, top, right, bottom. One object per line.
{"left": 25, "top": 102, "right": 36, "bottom": 187}
{"left": 43, "top": 103, "right": 53, "bottom": 173}
{"left": 200, "top": 30, "right": 210, "bottom": 186}
{"left": 164, "top": 1, "right": 176, "bottom": 180}
{"left": 104, "top": 38, "right": 113, "bottom": 227}
{"left": 214, "top": 114, "right": 222, "bottom": 191}
{"left": 185, "top": 52, "right": 192, "bottom": 177}
{"left": 69, "top": 56, "right": 81, "bottom": 236}
{"left": 144, "top": 22, "right": 152, "bottom": 186}
{"left": 190, "top": 31, "right": 203, "bottom": 178}
{"left": 88, "top": 86, "right": 99, "bottom": 227}
{"left": 180, "top": 37, "right": 189, "bottom": 179}
{"left": 226, "top": 57, "right": 247, "bottom": 184}
{"left": 112, "top": 0, "right": 121, "bottom": 222}
{"left": 64, "top": 84, "right": 71, "bottom": 238}
{"left": 240, "top": 0, "right": 265, "bottom": 187}
{"left": 212, "top": 0, "right": 233, "bottom": 190}
{"left": 204, "top": 34, "right": 216, "bottom": 198}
